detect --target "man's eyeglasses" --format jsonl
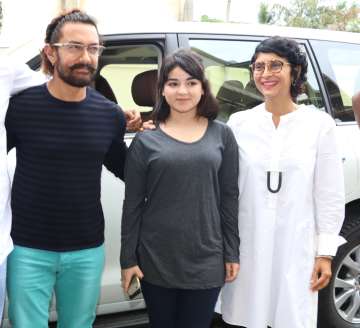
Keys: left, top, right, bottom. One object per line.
{"left": 52, "top": 43, "right": 105, "bottom": 56}
{"left": 250, "top": 60, "right": 291, "bottom": 74}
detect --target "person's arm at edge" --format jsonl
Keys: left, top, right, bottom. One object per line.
{"left": 352, "top": 91, "right": 360, "bottom": 127}
{"left": 10, "top": 60, "right": 47, "bottom": 96}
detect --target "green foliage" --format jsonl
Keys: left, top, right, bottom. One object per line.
{"left": 200, "top": 15, "right": 224, "bottom": 23}
{"left": 259, "top": 0, "right": 360, "bottom": 32}
{"left": 258, "top": 3, "right": 275, "bottom": 24}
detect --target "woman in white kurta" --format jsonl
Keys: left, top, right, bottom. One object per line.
{"left": 220, "top": 36, "right": 345, "bottom": 328}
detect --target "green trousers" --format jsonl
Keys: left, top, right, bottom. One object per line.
{"left": 7, "top": 244, "right": 105, "bottom": 328}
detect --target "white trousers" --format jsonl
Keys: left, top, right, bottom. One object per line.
{"left": 0, "top": 259, "right": 6, "bottom": 324}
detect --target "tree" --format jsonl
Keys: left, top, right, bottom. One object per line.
{"left": 258, "top": 3, "right": 275, "bottom": 24}
{"left": 259, "top": 0, "right": 360, "bottom": 32}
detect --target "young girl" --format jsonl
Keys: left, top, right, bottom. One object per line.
{"left": 221, "top": 36, "right": 345, "bottom": 328}
{"left": 120, "top": 49, "right": 240, "bottom": 328}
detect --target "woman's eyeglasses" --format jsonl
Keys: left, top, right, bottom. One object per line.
{"left": 250, "top": 60, "right": 291, "bottom": 74}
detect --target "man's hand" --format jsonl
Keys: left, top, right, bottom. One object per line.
{"left": 310, "top": 257, "right": 332, "bottom": 292}
{"left": 225, "top": 262, "right": 240, "bottom": 282}
{"left": 121, "top": 265, "right": 144, "bottom": 293}
{"left": 124, "top": 109, "right": 142, "bottom": 132}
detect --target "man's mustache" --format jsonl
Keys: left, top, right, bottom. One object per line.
{"left": 69, "top": 63, "right": 96, "bottom": 73}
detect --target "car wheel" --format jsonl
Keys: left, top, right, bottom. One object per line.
{"left": 318, "top": 215, "right": 360, "bottom": 328}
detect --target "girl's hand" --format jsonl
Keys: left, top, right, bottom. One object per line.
{"left": 121, "top": 265, "right": 144, "bottom": 293}
{"left": 225, "top": 262, "right": 240, "bottom": 282}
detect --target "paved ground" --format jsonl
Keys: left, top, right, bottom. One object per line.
{"left": 110, "top": 319, "right": 227, "bottom": 328}
{"left": 49, "top": 311, "right": 228, "bottom": 328}
{"left": 91, "top": 312, "right": 228, "bottom": 328}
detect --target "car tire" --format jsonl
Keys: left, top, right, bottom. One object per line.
{"left": 318, "top": 214, "right": 360, "bottom": 328}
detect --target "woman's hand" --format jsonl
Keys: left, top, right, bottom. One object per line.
{"left": 121, "top": 265, "right": 144, "bottom": 293}
{"left": 225, "top": 262, "right": 240, "bottom": 282}
{"left": 310, "top": 257, "right": 332, "bottom": 291}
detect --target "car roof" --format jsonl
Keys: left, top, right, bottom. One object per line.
{"left": 99, "top": 21, "right": 360, "bottom": 44}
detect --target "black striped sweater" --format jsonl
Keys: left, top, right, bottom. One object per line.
{"left": 5, "top": 83, "right": 126, "bottom": 251}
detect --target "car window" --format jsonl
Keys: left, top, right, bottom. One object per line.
{"left": 190, "top": 39, "right": 324, "bottom": 122}
{"left": 97, "top": 44, "right": 160, "bottom": 117}
{"left": 311, "top": 40, "right": 360, "bottom": 122}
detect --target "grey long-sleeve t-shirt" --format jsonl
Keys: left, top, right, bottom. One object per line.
{"left": 120, "top": 120, "right": 239, "bottom": 289}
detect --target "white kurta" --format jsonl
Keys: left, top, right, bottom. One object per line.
{"left": 220, "top": 103, "right": 345, "bottom": 328}
{"left": 0, "top": 58, "right": 45, "bottom": 265}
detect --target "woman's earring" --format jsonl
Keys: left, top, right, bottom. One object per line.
{"left": 292, "top": 79, "right": 297, "bottom": 87}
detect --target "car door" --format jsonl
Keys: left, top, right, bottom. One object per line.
{"left": 310, "top": 40, "right": 360, "bottom": 204}
{"left": 309, "top": 39, "right": 360, "bottom": 328}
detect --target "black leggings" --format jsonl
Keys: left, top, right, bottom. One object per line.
{"left": 141, "top": 280, "right": 221, "bottom": 328}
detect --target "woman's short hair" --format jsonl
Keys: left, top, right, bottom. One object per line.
{"left": 153, "top": 49, "right": 219, "bottom": 122}
{"left": 251, "top": 36, "right": 308, "bottom": 100}
{"left": 41, "top": 9, "right": 99, "bottom": 76}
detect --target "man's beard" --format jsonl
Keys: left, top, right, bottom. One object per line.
{"left": 56, "top": 62, "right": 97, "bottom": 87}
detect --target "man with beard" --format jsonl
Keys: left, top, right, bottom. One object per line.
{"left": 5, "top": 10, "right": 134, "bottom": 328}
